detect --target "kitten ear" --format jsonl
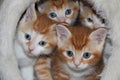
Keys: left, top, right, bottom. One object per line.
{"left": 89, "top": 28, "right": 107, "bottom": 47}
{"left": 55, "top": 24, "right": 71, "bottom": 42}
{"left": 79, "top": 2, "right": 84, "bottom": 13}
{"left": 38, "top": 2, "right": 47, "bottom": 13}
{"left": 75, "top": 1, "right": 79, "bottom": 7}
{"left": 20, "top": 4, "right": 37, "bottom": 24}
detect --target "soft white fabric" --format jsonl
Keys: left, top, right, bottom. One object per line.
{"left": 0, "top": 0, "right": 36, "bottom": 80}
{"left": 0, "top": 0, "right": 120, "bottom": 80}
{"left": 87, "top": 0, "right": 120, "bottom": 80}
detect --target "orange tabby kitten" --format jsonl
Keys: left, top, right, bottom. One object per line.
{"left": 35, "top": 25, "right": 107, "bottom": 80}
{"left": 37, "top": 0, "right": 79, "bottom": 25}
{"left": 79, "top": 2, "right": 105, "bottom": 28}
{"left": 15, "top": 4, "right": 58, "bottom": 80}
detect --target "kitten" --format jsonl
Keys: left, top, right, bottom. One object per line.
{"left": 85, "top": 0, "right": 120, "bottom": 80}
{"left": 0, "top": 1, "right": 37, "bottom": 80}
{"left": 79, "top": 2, "right": 105, "bottom": 29}
{"left": 15, "top": 4, "right": 57, "bottom": 80}
{"left": 37, "top": 0, "right": 79, "bottom": 25}
{"left": 79, "top": 2, "right": 111, "bottom": 64}
{"left": 35, "top": 25, "right": 107, "bottom": 80}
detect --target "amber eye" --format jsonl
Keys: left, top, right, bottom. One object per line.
{"left": 83, "top": 52, "right": 91, "bottom": 59}
{"left": 25, "top": 33, "right": 31, "bottom": 40}
{"left": 66, "top": 51, "right": 74, "bottom": 57}
{"left": 87, "top": 18, "right": 93, "bottom": 22}
{"left": 39, "top": 41, "right": 47, "bottom": 46}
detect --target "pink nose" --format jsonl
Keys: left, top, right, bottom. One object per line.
{"left": 29, "top": 48, "right": 34, "bottom": 52}
{"left": 58, "top": 17, "right": 66, "bottom": 22}
{"left": 74, "top": 61, "right": 81, "bottom": 67}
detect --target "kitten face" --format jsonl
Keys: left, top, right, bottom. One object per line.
{"left": 17, "top": 24, "right": 57, "bottom": 57}
{"left": 61, "top": 44, "right": 101, "bottom": 71}
{"left": 80, "top": 3, "right": 105, "bottom": 28}
{"left": 38, "top": 0, "right": 79, "bottom": 25}
{"left": 17, "top": 4, "right": 57, "bottom": 57}
{"left": 56, "top": 25, "right": 107, "bottom": 71}
{"left": 81, "top": 14, "right": 104, "bottom": 28}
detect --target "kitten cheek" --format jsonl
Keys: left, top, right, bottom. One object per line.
{"left": 67, "top": 62, "right": 75, "bottom": 68}
{"left": 32, "top": 52, "right": 40, "bottom": 56}
{"left": 66, "top": 19, "right": 74, "bottom": 25}
{"left": 42, "top": 49, "right": 52, "bottom": 54}
{"left": 22, "top": 44, "right": 29, "bottom": 52}
{"left": 78, "top": 63, "right": 89, "bottom": 69}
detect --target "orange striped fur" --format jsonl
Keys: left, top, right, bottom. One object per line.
{"left": 35, "top": 25, "right": 107, "bottom": 80}
{"left": 35, "top": 55, "right": 53, "bottom": 80}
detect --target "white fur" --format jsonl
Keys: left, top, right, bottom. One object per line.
{"left": 0, "top": 0, "right": 36, "bottom": 80}
{"left": 15, "top": 26, "right": 53, "bottom": 80}
{"left": 87, "top": 0, "right": 120, "bottom": 79}
{"left": 15, "top": 39, "right": 36, "bottom": 80}
{"left": 20, "top": 66, "right": 34, "bottom": 80}
{"left": 64, "top": 63, "right": 94, "bottom": 80}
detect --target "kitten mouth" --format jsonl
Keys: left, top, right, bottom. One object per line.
{"left": 27, "top": 52, "right": 38, "bottom": 58}
{"left": 67, "top": 64, "right": 85, "bottom": 72}
{"left": 70, "top": 67, "right": 86, "bottom": 72}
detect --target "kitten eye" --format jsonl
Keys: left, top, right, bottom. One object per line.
{"left": 66, "top": 51, "right": 74, "bottom": 57}
{"left": 83, "top": 52, "right": 91, "bottom": 59}
{"left": 65, "top": 9, "right": 72, "bottom": 15}
{"left": 39, "top": 41, "right": 46, "bottom": 46}
{"left": 49, "top": 12, "right": 57, "bottom": 18}
{"left": 87, "top": 18, "right": 93, "bottom": 22}
{"left": 25, "top": 33, "right": 31, "bottom": 40}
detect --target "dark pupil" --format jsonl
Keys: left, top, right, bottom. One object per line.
{"left": 39, "top": 41, "right": 46, "bottom": 46}
{"left": 49, "top": 12, "right": 57, "bottom": 18}
{"left": 83, "top": 52, "right": 91, "bottom": 59}
{"left": 65, "top": 9, "right": 72, "bottom": 15}
{"left": 25, "top": 33, "right": 31, "bottom": 40}
{"left": 87, "top": 18, "right": 93, "bottom": 22}
{"left": 67, "top": 51, "right": 73, "bottom": 57}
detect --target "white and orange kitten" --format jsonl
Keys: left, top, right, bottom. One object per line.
{"left": 15, "top": 4, "right": 57, "bottom": 80}
{"left": 79, "top": 2, "right": 105, "bottom": 29}
{"left": 35, "top": 25, "right": 107, "bottom": 80}
{"left": 79, "top": 2, "right": 111, "bottom": 64}
{"left": 37, "top": 0, "right": 79, "bottom": 25}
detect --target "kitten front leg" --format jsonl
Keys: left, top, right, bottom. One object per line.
{"left": 52, "top": 67, "right": 69, "bottom": 80}
{"left": 21, "top": 66, "right": 34, "bottom": 80}
{"left": 53, "top": 73, "right": 69, "bottom": 80}
{"left": 35, "top": 56, "right": 53, "bottom": 80}
{"left": 86, "top": 76, "right": 100, "bottom": 80}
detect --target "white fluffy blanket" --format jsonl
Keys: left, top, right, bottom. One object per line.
{"left": 0, "top": 0, "right": 120, "bottom": 80}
